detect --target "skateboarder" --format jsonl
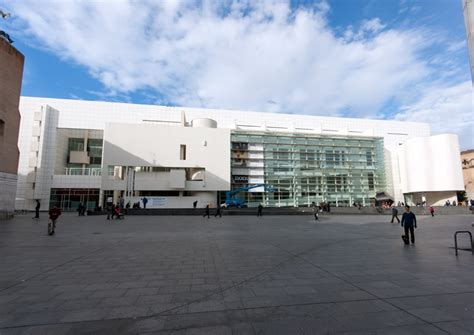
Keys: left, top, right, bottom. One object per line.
{"left": 401, "top": 205, "right": 417, "bottom": 245}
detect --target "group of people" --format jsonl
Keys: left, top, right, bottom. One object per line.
{"left": 201, "top": 203, "right": 265, "bottom": 218}
{"left": 202, "top": 204, "right": 222, "bottom": 218}
{"left": 107, "top": 203, "right": 124, "bottom": 220}
{"left": 445, "top": 199, "right": 473, "bottom": 206}
{"left": 352, "top": 202, "right": 363, "bottom": 210}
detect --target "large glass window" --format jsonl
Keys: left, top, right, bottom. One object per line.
{"left": 230, "top": 132, "right": 386, "bottom": 207}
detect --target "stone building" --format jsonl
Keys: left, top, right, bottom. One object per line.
{"left": 0, "top": 37, "right": 24, "bottom": 218}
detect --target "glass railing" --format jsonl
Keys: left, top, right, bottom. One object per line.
{"left": 63, "top": 168, "right": 102, "bottom": 176}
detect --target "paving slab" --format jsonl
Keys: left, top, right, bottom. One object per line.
{"left": 0, "top": 213, "right": 473, "bottom": 334}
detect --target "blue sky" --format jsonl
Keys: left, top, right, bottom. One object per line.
{"left": 1, "top": 0, "right": 472, "bottom": 148}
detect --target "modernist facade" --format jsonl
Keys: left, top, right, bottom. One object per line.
{"left": 16, "top": 97, "right": 464, "bottom": 210}
{"left": 0, "top": 38, "right": 24, "bottom": 218}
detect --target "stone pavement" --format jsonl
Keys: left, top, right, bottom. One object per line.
{"left": 0, "top": 212, "right": 473, "bottom": 334}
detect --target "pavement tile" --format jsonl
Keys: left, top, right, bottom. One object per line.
{"left": 1, "top": 214, "right": 473, "bottom": 334}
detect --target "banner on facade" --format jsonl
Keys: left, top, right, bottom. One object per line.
{"left": 232, "top": 175, "right": 249, "bottom": 183}
{"left": 232, "top": 142, "right": 248, "bottom": 167}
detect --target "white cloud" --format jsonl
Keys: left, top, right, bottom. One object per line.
{"left": 5, "top": 0, "right": 472, "bottom": 147}
{"left": 395, "top": 81, "right": 473, "bottom": 150}
{"left": 361, "top": 18, "right": 385, "bottom": 33}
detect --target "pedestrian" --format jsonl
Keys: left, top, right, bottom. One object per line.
{"left": 48, "top": 206, "right": 61, "bottom": 235}
{"left": 193, "top": 200, "right": 198, "bottom": 209}
{"left": 401, "top": 205, "right": 417, "bottom": 245}
{"left": 327, "top": 202, "right": 331, "bottom": 213}
{"left": 77, "top": 202, "right": 83, "bottom": 216}
{"left": 33, "top": 200, "right": 40, "bottom": 219}
{"left": 429, "top": 206, "right": 434, "bottom": 217}
{"left": 119, "top": 197, "right": 125, "bottom": 209}
{"left": 257, "top": 203, "right": 263, "bottom": 217}
{"left": 142, "top": 197, "right": 148, "bottom": 209}
{"left": 311, "top": 201, "right": 319, "bottom": 220}
{"left": 215, "top": 205, "right": 222, "bottom": 218}
{"left": 107, "top": 203, "right": 114, "bottom": 220}
{"left": 203, "top": 204, "right": 210, "bottom": 218}
{"left": 390, "top": 206, "right": 400, "bottom": 223}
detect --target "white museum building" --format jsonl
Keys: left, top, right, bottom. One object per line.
{"left": 15, "top": 96, "right": 464, "bottom": 210}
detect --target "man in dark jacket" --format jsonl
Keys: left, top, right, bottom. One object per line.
{"left": 203, "top": 204, "right": 210, "bottom": 219}
{"left": 33, "top": 200, "right": 40, "bottom": 219}
{"left": 401, "top": 205, "right": 417, "bottom": 244}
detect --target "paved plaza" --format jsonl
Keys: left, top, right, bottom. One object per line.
{"left": 0, "top": 212, "right": 473, "bottom": 334}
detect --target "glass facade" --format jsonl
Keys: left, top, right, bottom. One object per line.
{"left": 50, "top": 188, "right": 100, "bottom": 210}
{"left": 224, "top": 131, "right": 386, "bottom": 207}
{"left": 66, "top": 137, "right": 103, "bottom": 171}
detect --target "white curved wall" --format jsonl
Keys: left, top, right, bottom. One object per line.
{"left": 398, "top": 134, "right": 464, "bottom": 193}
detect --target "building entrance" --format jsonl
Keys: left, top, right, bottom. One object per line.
{"left": 50, "top": 188, "right": 100, "bottom": 211}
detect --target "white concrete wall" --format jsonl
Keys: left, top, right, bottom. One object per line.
{"left": 52, "top": 175, "right": 101, "bottom": 189}
{"left": 33, "top": 106, "right": 59, "bottom": 209}
{"left": 54, "top": 129, "right": 69, "bottom": 174}
{"left": 16, "top": 104, "right": 60, "bottom": 210}
{"left": 127, "top": 192, "right": 216, "bottom": 208}
{"left": 101, "top": 123, "right": 230, "bottom": 192}
{"left": 399, "top": 134, "right": 465, "bottom": 193}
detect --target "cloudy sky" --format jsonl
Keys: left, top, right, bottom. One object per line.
{"left": 1, "top": 0, "right": 472, "bottom": 149}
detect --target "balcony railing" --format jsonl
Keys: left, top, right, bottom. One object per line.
{"left": 63, "top": 168, "right": 102, "bottom": 176}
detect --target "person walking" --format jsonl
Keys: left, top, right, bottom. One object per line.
{"left": 203, "top": 204, "right": 210, "bottom": 218}
{"left": 401, "top": 205, "right": 417, "bottom": 245}
{"left": 107, "top": 203, "right": 114, "bottom": 220}
{"left": 429, "top": 206, "right": 434, "bottom": 217}
{"left": 33, "top": 200, "right": 40, "bottom": 219}
{"left": 390, "top": 206, "right": 400, "bottom": 223}
{"left": 77, "top": 202, "right": 83, "bottom": 216}
{"left": 142, "top": 197, "right": 148, "bottom": 209}
{"left": 311, "top": 201, "right": 319, "bottom": 220}
{"left": 215, "top": 205, "right": 222, "bottom": 218}
{"left": 193, "top": 200, "right": 198, "bottom": 209}
{"left": 257, "top": 204, "right": 263, "bottom": 217}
